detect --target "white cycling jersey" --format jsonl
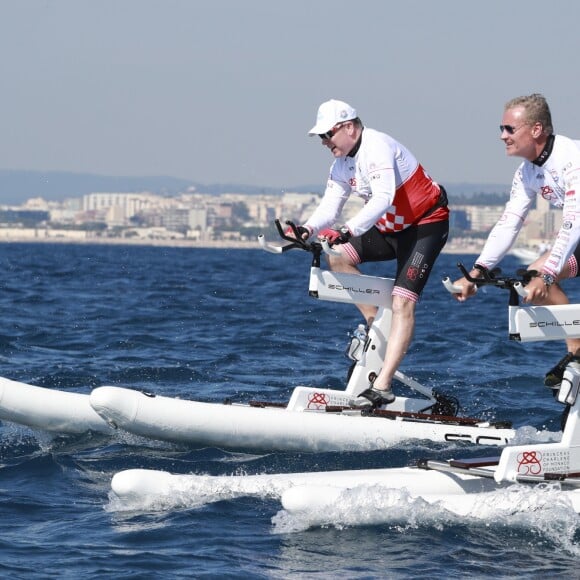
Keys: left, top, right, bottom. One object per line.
{"left": 476, "top": 135, "right": 580, "bottom": 277}
{"left": 304, "top": 127, "right": 447, "bottom": 237}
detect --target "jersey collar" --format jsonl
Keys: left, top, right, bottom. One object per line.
{"left": 347, "top": 127, "right": 364, "bottom": 158}
{"left": 532, "top": 134, "right": 555, "bottom": 166}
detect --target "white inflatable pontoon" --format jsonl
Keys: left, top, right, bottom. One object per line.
{"left": 0, "top": 375, "right": 110, "bottom": 434}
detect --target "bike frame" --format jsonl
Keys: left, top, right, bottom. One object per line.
{"left": 509, "top": 304, "right": 580, "bottom": 342}
{"left": 258, "top": 221, "right": 438, "bottom": 412}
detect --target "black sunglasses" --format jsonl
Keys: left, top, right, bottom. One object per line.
{"left": 499, "top": 124, "right": 527, "bottom": 135}
{"left": 319, "top": 122, "right": 347, "bottom": 141}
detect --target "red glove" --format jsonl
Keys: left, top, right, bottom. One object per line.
{"left": 284, "top": 225, "right": 311, "bottom": 240}
{"left": 318, "top": 226, "right": 352, "bottom": 244}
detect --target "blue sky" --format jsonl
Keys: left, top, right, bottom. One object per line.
{"left": 1, "top": 0, "right": 579, "bottom": 191}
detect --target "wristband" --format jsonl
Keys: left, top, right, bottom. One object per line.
{"left": 338, "top": 226, "right": 352, "bottom": 242}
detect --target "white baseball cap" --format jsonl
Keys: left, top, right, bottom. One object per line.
{"left": 308, "top": 99, "right": 358, "bottom": 135}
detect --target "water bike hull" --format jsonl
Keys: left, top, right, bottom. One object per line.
{"left": 111, "top": 465, "right": 497, "bottom": 501}
{"left": 110, "top": 464, "right": 580, "bottom": 516}
{"left": 90, "top": 385, "right": 515, "bottom": 452}
{"left": 0, "top": 376, "right": 111, "bottom": 434}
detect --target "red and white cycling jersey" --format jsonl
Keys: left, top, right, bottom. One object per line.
{"left": 304, "top": 128, "right": 447, "bottom": 237}
{"left": 476, "top": 135, "right": 580, "bottom": 277}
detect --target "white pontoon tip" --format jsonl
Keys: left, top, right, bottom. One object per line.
{"left": 90, "top": 386, "right": 141, "bottom": 426}
{"left": 111, "top": 469, "right": 175, "bottom": 499}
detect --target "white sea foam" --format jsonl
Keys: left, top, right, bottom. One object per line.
{"left": 271, "top": 482, "right": 580, "bottom": 555}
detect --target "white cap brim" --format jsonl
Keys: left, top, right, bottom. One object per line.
{"left": 308, "top": 120, "right": 335, "bottom": 136}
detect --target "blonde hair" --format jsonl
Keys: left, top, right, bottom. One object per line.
{"left": 504, "top": 93, "right": 553, "bottom": 134}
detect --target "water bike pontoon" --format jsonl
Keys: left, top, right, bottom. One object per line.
{"left": 87, "top": 222, "right": 521, "bottom": 451}
{"left": 0, "top": 375, "right": 111, "bottom": 435}
{"left": 110, "top": 266, "right": 580, "bottom": 516}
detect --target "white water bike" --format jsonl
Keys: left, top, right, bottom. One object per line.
{"left": 110, "top": 264, "right": 580, "bottom": 516}
{"left": 87, "top": 220, "right": 516, "bottom": 451}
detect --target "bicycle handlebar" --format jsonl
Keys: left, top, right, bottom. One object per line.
{"left": 258, "top": 219, "right": 345, "bottom": 259}
{"left": 320, "top": 239, "right": 342, "bottom": 256}
{"left": 257, "top": 235, "right": 286, "bottom": 254}
{"left": 442, "top": 277, "right": 464, "bottom": 294}
{"left": 442, "top": 263, "right": 531, "bottom": 299}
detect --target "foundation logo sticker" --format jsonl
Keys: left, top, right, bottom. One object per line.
{"left": 523, "top": 449, "right": 570, "bottom": 475}
{"left": 516, "top": 449, "right": 571, "bottom": 476}
{"left": 307, "top": 392, "right": 329, "bottom": 410}
{"left": 517, "top": 450, "right": 542, "bottom": 475}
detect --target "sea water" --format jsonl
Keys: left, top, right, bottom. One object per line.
{"left": 0, "top": 242, "right": 578, "bottom": 578}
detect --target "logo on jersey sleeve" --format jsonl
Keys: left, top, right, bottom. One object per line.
{"left": 540, "top": 186, "right": 555, "bottom": 200}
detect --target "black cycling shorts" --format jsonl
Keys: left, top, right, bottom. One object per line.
{"left": 348, "top": 220, "right": 449, "bottom": 300}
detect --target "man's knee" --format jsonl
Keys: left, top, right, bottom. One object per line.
{"left": 392, "top": 294, "right": 417, "bottom": 315}
{"left": 327, "top": 251, "right": 354, "bottom": 270}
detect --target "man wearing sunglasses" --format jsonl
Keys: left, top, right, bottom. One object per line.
{"left": 295, "top": 99, "right": 449, "bottom": 409}
{"left": 452, "top": 93, "right": 580, "bottom": 390}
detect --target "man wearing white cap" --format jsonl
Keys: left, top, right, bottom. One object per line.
{"left": 299, "top": 99, "right": 449, "bottom": 409}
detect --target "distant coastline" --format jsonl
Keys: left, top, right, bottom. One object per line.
{"left": 0, "top": 235, "right": 483, "bottom": 254}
